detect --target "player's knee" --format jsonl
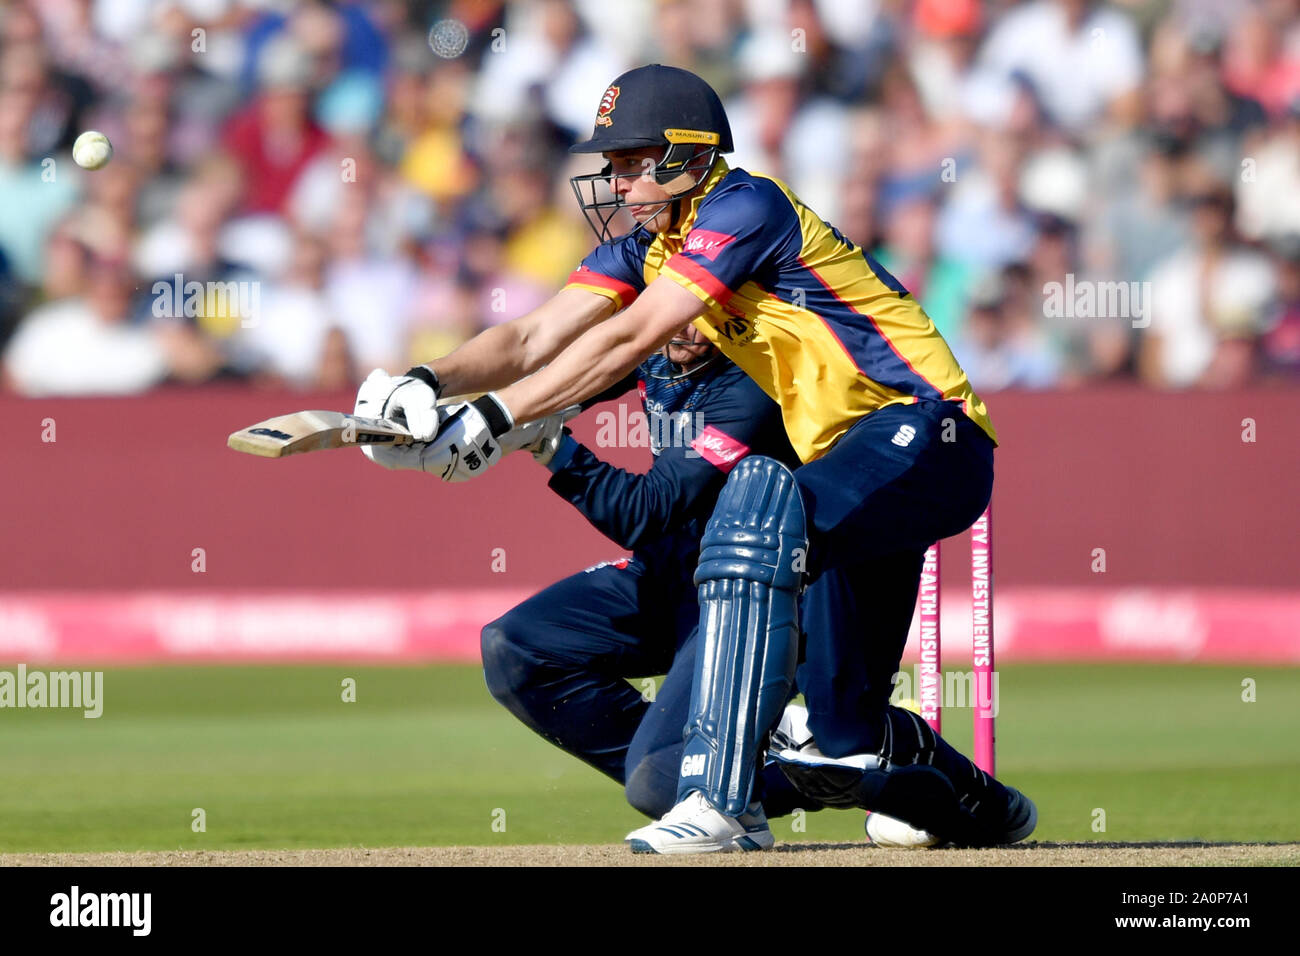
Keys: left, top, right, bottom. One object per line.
{"left": 479, "top": 616, "right": 535, "bottom": 706}
{"left": 624, "top": 754, "right": 677, "bottom": 819}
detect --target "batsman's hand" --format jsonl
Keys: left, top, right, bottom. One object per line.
{"left": 353, "top": 400, "right": 498, "bottom": 478}
{"left": 355, "top": 382, "right": 512, "bottom": 480}
{"left": 380, "top": 364, "right": 443, "bottom": 440}
{"left": 421, "top": 398, "right": 508, "bottom": 481}
{"left": 355, "top": 377, "right": 576, "bottom": 479}
{"left": 430, "top": 401, "right": 579, "bottom": 478}
{"left": 353, "top": 368, "right": 394, "bottom": 422}
{"left": 354, "top": 369, "right": 442, "bottom": 471}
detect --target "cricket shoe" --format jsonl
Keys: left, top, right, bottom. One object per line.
{"left": 990, "top": 785, "right": 1037, "bottom": 845}
{"left": 946, "top": 784, "right": 1039, "bottom": 848}
{"left": 625, "top": 791, "right": 774, "bottom": 854}
{"left": 864, "top": 811, "right": 941, "bottom": 848}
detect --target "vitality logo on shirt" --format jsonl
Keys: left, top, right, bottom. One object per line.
{"left": 683, "top": 229, "right": 737, "bottom": 261}
{"left": 690, "top": 425, "right": 750, "bottom": 473}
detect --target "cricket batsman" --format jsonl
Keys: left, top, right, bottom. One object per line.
{"left": 364, "top": 64, "right": 1036, "bottom": 853}
{"left": 475, "top": 328, "right": 821, "bottom": 821}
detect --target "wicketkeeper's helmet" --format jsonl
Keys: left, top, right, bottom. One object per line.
{"left": 570, "top": 64, "right": 733, "bottom": 242}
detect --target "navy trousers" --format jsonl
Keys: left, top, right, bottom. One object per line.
{"left": 481, "top": 558, "right": 812, "bottom": 819}
{"left": 792, "top": 399, "right": 995, "bottom": 757}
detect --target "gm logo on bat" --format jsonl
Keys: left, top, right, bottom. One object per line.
{"left": 250, "top": 427, "right": 292, "bottom": 440}
{"left": 247, "top": 426, "right": 398, "bottom": 444}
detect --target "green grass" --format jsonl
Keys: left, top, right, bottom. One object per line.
{"left": 0, "top": 664, "right": 1296, "bottom": 851}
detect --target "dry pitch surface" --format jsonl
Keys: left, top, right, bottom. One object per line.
{"left": 4, "top": 842, "right": 1297, "bottom": 867}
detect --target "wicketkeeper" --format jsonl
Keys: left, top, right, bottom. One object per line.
{"left": 363, "top": 64, "right": 1036, "bottom": 853}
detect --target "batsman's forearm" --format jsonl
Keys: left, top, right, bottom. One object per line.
{"left": 497, "top": 324, "right": 649, "bottom": 423}
{"left": 423, "top": 288, "right": 615, "bottom": 396}
{"left": 424, "top": 322, "right": 532, "bottom": 396}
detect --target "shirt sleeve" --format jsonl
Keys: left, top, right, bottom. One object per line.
{"left": 660, "top": 179, "right": 802, "bottom": 312}
{"left": 545, "top": 366, "right": 795, "bottom": 551}
{"left": 563, "top": 234, "right": 648, "bottom": 313}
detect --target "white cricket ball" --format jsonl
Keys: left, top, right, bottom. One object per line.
{"left": 72, "top": 130, "right": 113, "bottom": 170}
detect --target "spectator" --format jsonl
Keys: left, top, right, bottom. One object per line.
{"left": 952, "top": 270, "right": 1062, "bottom": 391}
{"left": 725, "top": 29, "right": 851, "bottom": 221}
{"left": 222, "top": 36, "right": 330, "bottom": 215}
{"left": 907, "top": 0, "right": 985, "bottom": 126}
{"left": 322, "top": 186, "right": 416, "bottom": 372}
{"left": 1236, "top": 97, "right": 1300, "bottom": 243}
{"left": 972, "top": 0, "right": 1144, "bottom": 134}
{"left": 1261, "top": 233, "right": 1300, "bottom": 380}
{"left": 1221, "top": 3, "right": 1300, "bottom": 118}
{"left": 872, "top": 189, "right": 975, "bottom": 343}
{"left": 1143, "top": 179, "right": 1276, "bottom": 387}
{"left": 3, "top": 240, "right": 220, "bottom": 396}
{"left": 0, "top": 88, "right": 78, "bottom": 285}
{"left": 935, "top": 132, "right": 1038, "bottom": 270}
{"left": 391, "top": 59, "right": 479, "bottom": 205}
{"left": 233, "top": 230, "right": 340, "bottom": 388}
{"left": 1088, "top": 131, "right": 1192, "bottom": 284}
{"left": 470, "top": 0, "right": 624, "bottom": 141}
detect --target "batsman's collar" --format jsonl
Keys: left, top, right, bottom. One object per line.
{"left": 662, "top": 157, "right": 732, "bottom": 246}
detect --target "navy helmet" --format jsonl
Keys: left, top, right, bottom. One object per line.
{"left": 570, "top": 65, "right": 733, "bottom": 242}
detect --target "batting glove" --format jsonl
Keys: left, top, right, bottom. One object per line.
{"left": 380, "top": 364, "right": 443, "bottom": 441}
{"left": 424, "top": 395, "right": 513, "bottom": 481}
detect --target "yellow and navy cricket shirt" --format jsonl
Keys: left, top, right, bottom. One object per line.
{"left": 565, "top": 159, "right": 997, "bottom": 463}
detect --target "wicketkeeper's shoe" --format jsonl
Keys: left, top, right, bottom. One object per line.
{"left": 991, "top": 785, "right": 1037, "bottom": 845}
{"left": 864, "top": 811, "right": 941, "bottom": 848}
{"left": 624, "top": 791, "right": 775, "bottom": 854}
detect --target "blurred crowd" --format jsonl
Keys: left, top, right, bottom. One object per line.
{"left": 1, "top": 0, "right": 1299, "bottom": 397}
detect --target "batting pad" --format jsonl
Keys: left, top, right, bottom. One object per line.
{"left": 678, "top": 456, "right": 807, "bottom": 816}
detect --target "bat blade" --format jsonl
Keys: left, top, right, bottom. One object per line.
{"left": 227, "top": 410, "right": 414, "bottom": 458}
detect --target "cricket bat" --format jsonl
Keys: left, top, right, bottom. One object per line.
{"left": 227, "top": 410, "right": 414, "bottom": 458}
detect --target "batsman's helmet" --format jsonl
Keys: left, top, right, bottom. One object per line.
{"left": 570, "top": 64, "right": 733, "bottom": 242}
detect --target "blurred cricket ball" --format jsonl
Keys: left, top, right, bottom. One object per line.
{"left": 896, "top": 698, "right": 922, "bottom": 715}
{"left": 73, "top": 130, "right": 113, "bottom": 170}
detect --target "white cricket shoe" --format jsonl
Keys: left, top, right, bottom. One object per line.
{"left": 864, "top": 811, "right": 941, "bottom": 848}
{"left": 625, "top": 791, "right": 775, "bottom": 854}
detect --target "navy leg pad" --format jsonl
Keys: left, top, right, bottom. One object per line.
{"left": 677, "top": 456, "right": 807, "bottom": 816}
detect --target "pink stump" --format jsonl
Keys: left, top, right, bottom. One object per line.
{"left": 971, "top": 504, "right": 995, "bottom": 775}
{"left": 919, "top": 543, "right": 941, "bottom": 733}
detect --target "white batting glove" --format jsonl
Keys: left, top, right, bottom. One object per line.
{"left": 427, "top": 398, "right": 511, "bottom": 481}
{"left": 356, "top": 378, "right": 575, "bottom": 478}
{"left": 353, "top": 369, "right": 413, "bottom": 468}
{"left": 358, "top": 392, "right": 512, "bottom": 479}
{"left": 430, "top": 400, "right": 580, "bottom": 478}
{"left": 380, "top": 364, "right": 443, "bottom": 441}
